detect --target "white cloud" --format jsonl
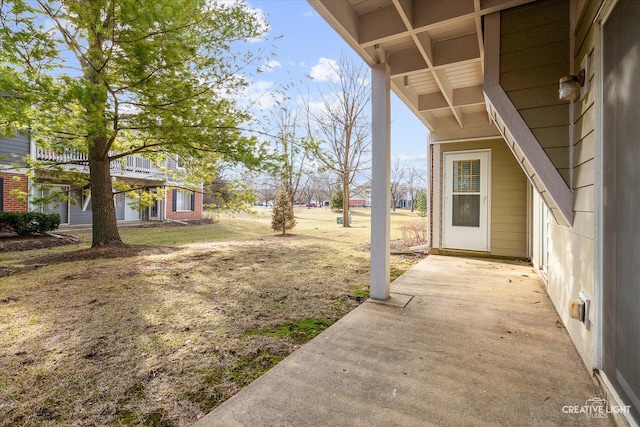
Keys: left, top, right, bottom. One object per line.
{"left": 397, "top": 153, "right": 427, "bottom": 162}
{"left": 303, "top": 10, "right": 315, "bottom": 17}
{"left": 238, "top": 79, "right": 286, "bottom": 111}
{"left": 309, "top": 58, "right": 340, "bottom": 82}
{"left": 259, "top": 59, "right": 282, "bottom": 73}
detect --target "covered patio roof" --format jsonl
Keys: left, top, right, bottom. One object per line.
{"left": 310, "top": 0, "right": 574, "bottom": 230}
{"left": 308, "top": 0, "right": 538, "bottom": 142}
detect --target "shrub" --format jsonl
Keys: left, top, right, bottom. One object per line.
{"left": 399, "top": 220, "right": 427, "bottom": 247}
{"left": 271, "top": 183, "right": 296, "bottom": 235}
{"left": 0, "top": 212, "right": 61, "bottom": 236}
{"left": 330, "top": 192, "right": 343, "bottom": 210}
{"left": 415, "top": 191, "right": 427, "bottom": 218}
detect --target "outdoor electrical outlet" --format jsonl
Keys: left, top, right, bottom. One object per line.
{"left": 579, "top": 292, "right": 591, "bottom": 330}
{"left": 569, "top": 299, "right": 585, "bottom": 322}
{"left": 569, "top": 293, "right": 591, "bottom": 330}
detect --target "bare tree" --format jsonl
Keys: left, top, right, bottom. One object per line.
{"left": 390, "top": 157, "right": 410, "bottom": 211}
{"left": 407, "top": 166, "right": 427, "bottom": 212}
{"left": 249, "top": 171, "right": 279, "bottom": 207}
{"left": 267, "top": 99, "right": 312, "bottom": 203}
{"left": 305, "top": 54, "right": 371, "bottom": 226}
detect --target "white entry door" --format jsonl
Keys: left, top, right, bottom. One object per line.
{"left": 443, "top": 150, "right": 490, "bottom": 251}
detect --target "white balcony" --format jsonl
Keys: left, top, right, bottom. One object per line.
{"left": 36, "top": 148, "right": 166, "bottom": 177}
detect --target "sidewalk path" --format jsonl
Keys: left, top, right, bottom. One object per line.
{"left": 194, "top": 255, "right": 613, "bottom": 427}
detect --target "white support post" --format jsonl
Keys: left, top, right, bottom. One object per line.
{"left": 370, "top": 62, "right": 391, "bottom": 300}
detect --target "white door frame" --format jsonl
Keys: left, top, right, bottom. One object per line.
{"left": 442, "top": 149, "right": 491, "bottom": 251}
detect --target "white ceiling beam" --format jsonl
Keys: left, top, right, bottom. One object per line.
{"left": 413, "top": 0, "right": 475, "bottom": 28}
{"left": 359, "top": 0, "right": 539, "bottom": 48}
{"left": 462, "top": 110, "right": 492, "bottom": 127}
{"left": 307, "top": 0, "right": 360, "bottom": 49}
{"left": 388, "top": 51, "right": 481, "bottom": 77}
{"left": 433, "top": 69, "right": 464, "bottom": 127}
{"left": 418, "top": 92, "right": 449, "bottom": 110}
{"left": 359, "top": 6, "right": 407, "bottom": 46}
{"left": 392, "top": 0, "right": 414, "bottom": 30}
{"left": 430, "top": 123, "right": 500, "bottom": 142}
{"left": 453, "top": 85, "right": 485, "bottom": 106}
{"left": 481, "top": 0, "right": 538, "bottom": 9}
{"left": 390, "top": 79, "right": 436, "bottom": 132}
{"left": 432, "top": 33, "right": 480, "bottom": 67}
{"left": 413, "top": 32, "right": 435, "bottom": 67}
{"left": 474, "top": 0, "right": 485, "bottom": 73}
{"left": 388, "top": 48, "right": 428, "bottom": 76}
{"left": 419, "top": 110, "right": 439, "bottom": 130}
{"left": 431, "top": 115, "right": 462, "bottom": 130}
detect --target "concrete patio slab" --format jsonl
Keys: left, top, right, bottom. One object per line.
{"left": 193, "top": 255, "right": 613, "bottom": 427}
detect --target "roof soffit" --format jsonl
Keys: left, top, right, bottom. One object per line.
{"left": 308, "top": 0, "right": 538, "bottom": 139}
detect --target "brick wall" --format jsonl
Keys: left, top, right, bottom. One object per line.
{"left": 165, "top": 187, "right": 203, "bottom": 221}
{"left": 0, "top": 172, "right": 28, "bottom": 212}
{"left": 429, "top": 144, "right": 434, "bottom": 247}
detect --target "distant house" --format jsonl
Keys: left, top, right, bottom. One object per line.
{"left": 311, "top": 0, "right": 640, "bottom": 423}
{"left": 395, "top": 191, "right": 413, "bottom": 209}
{"left": 349, "top": 184, "right": 371, "bottom": 207}
{"left": 0, "top": 131, "right": 203, "bottom": 225}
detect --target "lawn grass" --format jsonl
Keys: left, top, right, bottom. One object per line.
{"left": 0, "top": 207, "right": 425, "bottom": 426}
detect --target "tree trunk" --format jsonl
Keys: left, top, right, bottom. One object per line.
{"left": 342, "top": 174, "right": 350, "bottom": 228}
{"left": 84, "top": 33, "right": 122, "bottom": 247}
{"left": 89, "top": 139, "right": 122, "bottom": 246}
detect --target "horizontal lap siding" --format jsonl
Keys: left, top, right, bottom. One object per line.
{"left": 547, "top": 0, "right": 601, "bottom": 371}
{"left": 440, "top": 138, "right": 527, "bottom": 258}
{"left": 0, "top": 134, "right": 29, "bottom": 167}
{"left": 69, "top": 188, "right": 93, "bottom": 225}
{"left": 500, "top": 0, "right": 571, "bottom": 186}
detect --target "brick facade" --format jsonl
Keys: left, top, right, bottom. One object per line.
{"left": 0, "top": 172, "right": 29, "bottom": 212}
{"left": 165, "top": 187, "right": 204, "bottom": 221}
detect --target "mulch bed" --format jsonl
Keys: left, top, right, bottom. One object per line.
{"left": 0, "top": 234, "right": 80, "bottom": 253}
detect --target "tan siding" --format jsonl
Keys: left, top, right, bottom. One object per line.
{"left": 439, "top": 138, "right": 527, "bottom": 258}
{"left": 504, "top": 84, "right": 562, "bottom": 110}
{"left": 500, "top": 63, "right": 569, "bottom": 92}
{"left": 573, "top": 158, "right": 594, "bottom": 189}
{"left": 531, "top": 126, "right": 570, "bottom": 149}
{"left": 574, "top": 0, "right": 600, "bottom": 55}
{"left": 574, "top": 103, "right": 595, "bottom": 142}
{"left": 500, "top": 42, "right": 569, "bottom": 73}
{"left": 500, "top": 0, "right": 571, "bottom": 186}
{"left": 501, "top": 0, "right": 567, "bottom": 34}
{"left": 574, "top": 185, "right": 594, "bottom": 212}
{"left": 501, "top": 20, "right": 568, "bottom": 53}
{"left": 573, "top": 131, "right": 594, "bottom": 166}
{"left": 543, "top": 0, "right": 603, "bottom": 371}
{"left": 519, "top": 104, "right": 570, "bottom": 128}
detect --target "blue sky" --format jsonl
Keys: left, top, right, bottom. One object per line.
{"left": 246, "top": 0, "right": 428, "bottom": 168}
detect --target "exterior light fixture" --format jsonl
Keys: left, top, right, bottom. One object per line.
{"left": 559, "top": 69, "right": 586, "bottom": 102}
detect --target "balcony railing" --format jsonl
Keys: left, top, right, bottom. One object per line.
{"left": 36, "top": 148, "right": 166, "bottom": 176}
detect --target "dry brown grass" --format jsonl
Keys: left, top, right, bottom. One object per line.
{"left": 0, "top": 208, "right": 424, "bottom": 426}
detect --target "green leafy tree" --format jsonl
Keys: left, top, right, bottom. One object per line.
{"left": 330, "top": 191, "right": 343, "bottom": 210}
{"left": 271, "top": 182, "right": 296, "bottom": 235}
{"left": 0, "top": 0, "right": 269, "bottom": 246}
{"left": 415, "top": 191, "right": 427, "bottom": 218}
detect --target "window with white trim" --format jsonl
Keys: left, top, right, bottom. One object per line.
{"left": 175, "top": 155, "right": 185, "bottom": 169}
{"left": 173, "top": 189, "right": 194, "bottom": 211}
